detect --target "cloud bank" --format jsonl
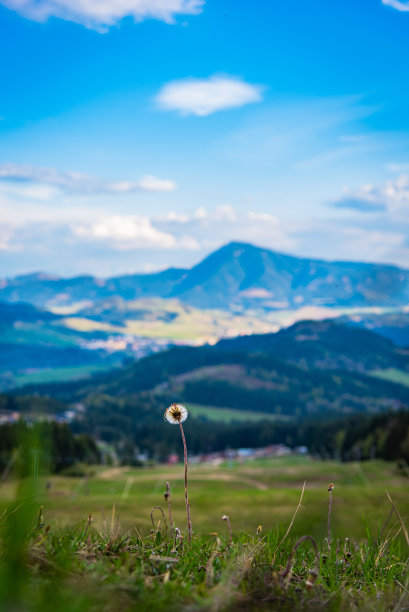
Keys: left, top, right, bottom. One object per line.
{"left": 331, "top": 175, "right": 409, "bottom": 218}
{"left": 0, "top": 163, "right": 176, "bottom": 195}
{"left": 0, "top": 0, "right": 204, "bottom": 30}
{"left": 73, "top": 215, "right": 199, "bottom": 250}
{"left": 155, "top": 75, "right": 263, "bottom": 116}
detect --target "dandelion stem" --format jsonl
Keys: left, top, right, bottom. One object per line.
{"left": 179, "top": 421, "right": 192, "bottom": 544}
{"left": 327, "top": 486, "right": 333, "bottom": 551}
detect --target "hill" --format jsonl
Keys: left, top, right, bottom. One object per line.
{"left": 2, "top": 242, "right": 409, "bottom": 310}
{"left": 215, "top": 319, "right": 409, "bottom": 372}
{"left": 336, "top": 310, "right": 409, "bottom": 347}
{"left": 17, "top": 320, "right": 409, "bottom": 422}
{"left": 0, "top": 301, "right": 125, "bottom": 390}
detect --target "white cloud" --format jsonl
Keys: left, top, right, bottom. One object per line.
{"left": 382, "top": 0, "right": 409, "bottom": 12}
{"left": 0, "top": 163, "right": 176, "bottom": 195}
{"left": 0, "top": 0, "right": 204, "bottom": 30}
{"left": 155, "top": 75, "right": 263, "bottom": 116}
{"left": 72, "top": 215, "right": 199, "bottom": 250}
{"left": 137, "top": 175, "right": 176, "bottom": 192}
{"left": 191, "top": 204, "right": 238, "bottom": 222}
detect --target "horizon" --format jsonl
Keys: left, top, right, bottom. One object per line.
{"left": 3, "top": 239, "right": 409, "bottom": 281}
{"left": 1, "top": 0, "right": 409, "bottom": 277}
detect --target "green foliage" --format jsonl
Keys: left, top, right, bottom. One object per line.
{"left": 0, "top": 420, "right": 100, "bottom": 475}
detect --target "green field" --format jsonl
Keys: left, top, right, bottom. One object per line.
{"left": 187, "top": 403, "right": 285, "bottom": 423}
{"left": 1, "top": 456, "right": 409, "bottom": 611}
{"left": 370, "top": 367, "right": 409, "bottom": 387}
{"left": 1, "top": 456, "right": 407, "bottom": 540}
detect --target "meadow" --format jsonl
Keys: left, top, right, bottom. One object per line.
{"left": 0, "top": 456, "right": 408, "bottom": 610}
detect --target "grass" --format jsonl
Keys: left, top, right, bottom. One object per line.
{"left": 0, "top": 456, "right": 409, "bottom": 610}
{"left": 1, "top": 457, "right": 408, "bottom": 537}
{"left": 187, "top": 403, "right": 284, "bottom": 423}
{"left": 370, "top": 367, "right": 409, "bottom": 388}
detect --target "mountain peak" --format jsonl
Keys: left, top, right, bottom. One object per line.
{"left": 1, "top": 242, "right": 409, "bottom": 310}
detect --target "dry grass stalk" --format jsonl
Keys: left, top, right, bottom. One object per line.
{"left": 385, "top": 490, "right": 409, "bottom": 549}
{"left": 222, "top": 514, "right": 232, "bottom": 545}
{"left": 164, "top": 481, "right": 174, "bottom": 536}
{"left": 150, "top": 506, "right": 167, "bottom": 532}
{"left": 327, "top": 483, "right": 334, "bottom": 551}
{"left": 273, "top": 480, "right": 306, "bottom": 562}
{"left": 205, "top": 535, "right": 222, "bottom": 587}
{"left": 281, "top": 534, "right": 319, "bottom": 590}
{"left": 84, "top": 512, "right": 92, "bottom": 537}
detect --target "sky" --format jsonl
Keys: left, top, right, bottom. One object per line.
{"left": 1, "top": 0, "right": 409, "bottom": 278}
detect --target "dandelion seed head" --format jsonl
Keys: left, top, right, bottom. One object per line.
{"left": 164, "top": 403, "right": 188, "bottom": 425}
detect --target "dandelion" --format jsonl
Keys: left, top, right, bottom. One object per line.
{"left": 164, "top": 403, "right": 192, "bottom": 543}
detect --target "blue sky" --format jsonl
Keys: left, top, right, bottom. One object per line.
{"left": 1, "top": 0, "right": 409, "bottom": 277}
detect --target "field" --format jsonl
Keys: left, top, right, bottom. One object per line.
{"left": 2, "top": 456, "right": 409, "bottom": 538}
{"left": 371, "top": 368, "right": 409, "bottom": 388}
{"left": 59, "top": 302, "right": 397, "bottom": 342}
{"left": 186, "top": 403, "right": 285, "bottom": 423}
{"left": 1, "top": 457, "right": 409, "bottom": 610}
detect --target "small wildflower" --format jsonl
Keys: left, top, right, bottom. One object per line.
{"left": 164, "top": 403, "right": 188, "bottom": 425}
{"left": 257, "top": 525, "right": 263, "bottom": 534}
{"left": 328, "top": 482, "right": 334, "bottom": 492}
{"left": 222, "top": 515, "right": 232, "bottom": 544}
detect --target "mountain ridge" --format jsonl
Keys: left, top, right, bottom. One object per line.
{"left": 2, "top": 241, "right": 409, "bottom": 310}
{"left": 13, "top": 319, "right": 409, "bottom": 420}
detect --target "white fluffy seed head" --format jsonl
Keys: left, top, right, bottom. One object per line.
{"left": 164, "top": 403, "right": 188, "bottom": 425}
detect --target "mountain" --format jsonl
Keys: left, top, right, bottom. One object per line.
{"left": 2, "top": 242, "right": 409, "bottom": 310}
